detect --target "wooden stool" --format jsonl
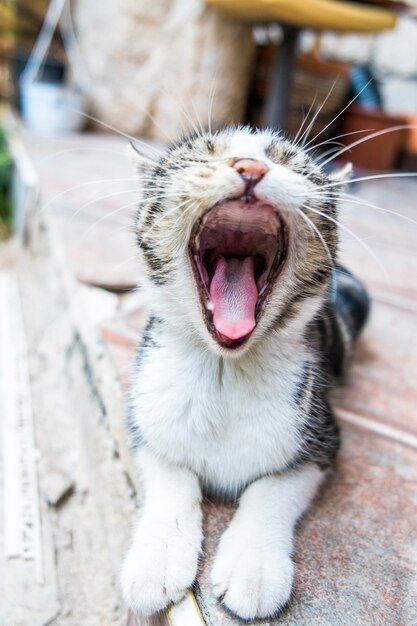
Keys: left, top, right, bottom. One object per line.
{"left": 206, "top": 0, "right": 397, "bottom": 129}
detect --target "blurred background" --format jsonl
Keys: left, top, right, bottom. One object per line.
{"left": 0, "top": 0, "right": 416, "bottom": 239}
{"left": 1, "top": 1, "right": 417, "bottom": 149}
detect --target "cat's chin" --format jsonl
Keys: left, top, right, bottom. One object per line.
{"left": 188, "top": 195, "right": 289, "bottom": 350}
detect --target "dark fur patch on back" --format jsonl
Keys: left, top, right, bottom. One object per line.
{"left": 307, "top": 264, "right": 370, "bottom": 379}
{"left": 127, "top": 316, "right": 162, "bottom": 448}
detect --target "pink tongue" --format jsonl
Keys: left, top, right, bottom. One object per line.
{"left": 209, "top": 256, "right": 258, "bottom": 340}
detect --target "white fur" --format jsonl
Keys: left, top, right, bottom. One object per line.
{"left": 121, "top": 448, "right": 203, "bottom": 616}
{"left": 211, "top": 464, "right": 323, "bottom": 619}
{"left": 130, "top": 301, "right": 322, "bottom": 494}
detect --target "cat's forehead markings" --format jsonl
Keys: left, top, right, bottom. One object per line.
{"left": 226, "top": 132, "right": 271, "bottom": 161}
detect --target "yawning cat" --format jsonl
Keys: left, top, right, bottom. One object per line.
{"left": 120, "top": 127, "right": 369, "bottom": 620}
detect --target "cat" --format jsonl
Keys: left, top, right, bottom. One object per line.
{"left": 120, "top": 126, "right": 369, "bottom": 620}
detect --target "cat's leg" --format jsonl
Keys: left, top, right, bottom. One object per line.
{"left": 211, "top": 463, "right": 323, "bottom": 620}
{"left": 121, "top": 446, "right": 203, "bottom": 616}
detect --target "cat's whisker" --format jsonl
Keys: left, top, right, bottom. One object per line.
{"left": 160, "top": 87, "right": 203, "bottom": 139}
{"left": 298, "top": 196, "right": 340, "bottom": 209}
{"left": 291, "top": 93, "right": 318, "bottom": 146}
{"left": 65, "top": 106, "right": 163, "bottom": 159}
{"left": 77, "top": 199, "right": 140, "bottom": 243}
{"left": 340, "top": 192, "right": 417, "bottom": 228}
{"left": 320, "top": 124, "right": 417, "bottom": 166}
{"left": 141, "top": 107, "right": 179, "bottom": 146}
{"left": 170, "top": 200, "right": 198, "bottom": 233}
{"left": 293, "top": 189, "right": 340, "bottom": 204}
{"left": 303, "top": 78, "right": 373, "bottom": 150}
{"left": 141, "top": 198, "right": 194, "bottom": 238}
{"left": 134, "top": 179, "right": 180, "bottom": 187}
{"left": 303, "top": 203, "right": 388, "bottom": 280}
{"left": 130, "top": 88, "right": 195, "bottom": 139}
{"left": 295, "top": 171, "right": 417, "bottom": 203}
{"left": 207, "top": 63, "right": 221, "bottom": 136}
{"left": 295, "top": 207, "right": 334, "bottom": 268}
{"left": 71, "top": 188, "right": 142, "bottom": 220}
{"left": 188, "top": 92, "right": 206, "bottom": 138}
{"left": 110, "top": 252, "right": 139, "bottom": 272}
{"left": 314, "top": 171, "right": 417, "bottom": 192}
{"left": 137, "top": 158, "right": 211, "bottom": 183}
{"left": 324, "top": 141, "right": 345, "bottom": 149}
{"left": 140, "top": 191, "right": 192, "bottom": 203}
{"left": 317, "top": 144, "right": 349, "bottom": 162}
{"left": 299, "top": 76, "right": 340, "bottom": 147}
{"left": 40, "top": 177, "right": 141, "bottom": 214}
{"left": 38, "top": 146, "right": 130, "bottom": 164}
{"left": 63, "top": 106, "right": 163, "bottom": 159}
{"left": 303, "top": 128, "right": 374, "bottom": 155}
{"left": 143, "top": 200, "right": 190, "bottom": 230}
{"left": 309, "top": 143, "right": 347, "bottom": 164}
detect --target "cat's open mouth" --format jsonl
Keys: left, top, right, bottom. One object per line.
{"left": 189, "top": 198, "right": 288, "bottom": 349}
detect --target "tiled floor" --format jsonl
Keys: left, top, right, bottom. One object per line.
{"left": 24, "top": 129, "right": 417, "bottom": 625}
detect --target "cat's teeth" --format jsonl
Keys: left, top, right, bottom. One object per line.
{"left": 207, "top": 300, "right": 214, "bottom": 311}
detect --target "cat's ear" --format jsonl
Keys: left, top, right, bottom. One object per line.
{"left": 328, "top": 162, "right": 353, "bottom": 182}
{"left": 127, "top": 141, "right": 156, "bottom": 176}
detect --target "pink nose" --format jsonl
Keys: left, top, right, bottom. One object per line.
{"left": 232, "top": 158, "right": 269, "bottom": 184}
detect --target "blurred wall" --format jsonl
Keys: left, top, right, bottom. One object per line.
{"left": 302, "top": 15, "right": 417, "bottom": 116}
{"left": 74, "top": 0, "right": 254, "bottom": 141}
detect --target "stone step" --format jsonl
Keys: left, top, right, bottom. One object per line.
{"left": 0, "top": 224, "right": 209, "bottom": 626}
{"left": 0, "top": 233, "right": 134, "bottom": 625}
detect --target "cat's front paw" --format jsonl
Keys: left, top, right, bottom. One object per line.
{"left": 121, "top": 514, "right": 202, "bottom": 616}
{"left": 211, "top": 527, "right": 294, "bottom": 620}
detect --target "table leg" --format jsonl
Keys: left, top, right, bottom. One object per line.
{"left": 261, "top": 24, "right": 300, "bottom": 131}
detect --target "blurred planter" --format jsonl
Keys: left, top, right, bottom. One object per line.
{"left": 398, "top": 115, "right": 417, "bottom": 172}
{"left": 20, "top": 80, "right": 86, "bottom": 135}
{"left": 339, "top": 105, "right": 407, "bottom": 170}
{"left": 404, "top": 114, "right": 417, "bottom": 153}
{"left": 11, "top": 48, "right": 65, "bottom": 109}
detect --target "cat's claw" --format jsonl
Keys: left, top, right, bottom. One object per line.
{"left": 121, "top": 516, "right": 202, "bottom": 616}
{"left": 211, "top": 527, "right": 294, "bottom": 620}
